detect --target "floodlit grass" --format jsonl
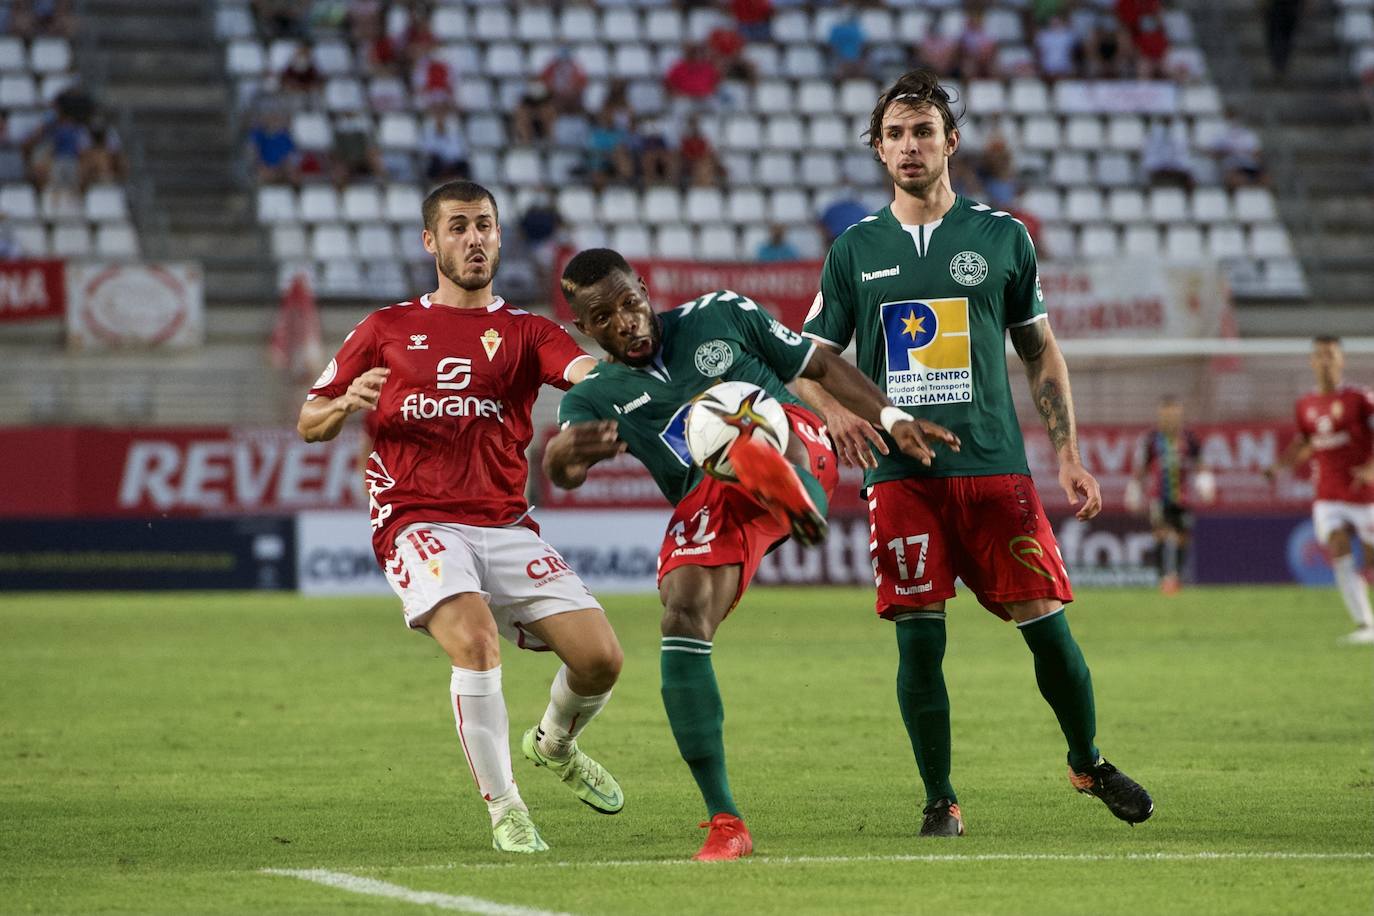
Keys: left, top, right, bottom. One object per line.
{"left": 2, "top": 586, "right": 1371, "bottom": 914}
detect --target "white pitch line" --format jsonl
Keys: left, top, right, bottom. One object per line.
{"left": 367, "top": 850, "right": 1374, "bottom": 872}
{"left": 261, "top": 869, "right": 576, "bottom": 916}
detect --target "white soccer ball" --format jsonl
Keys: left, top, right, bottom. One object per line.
{"left": 685, "top": 380, "right": 790, "bottom": 482}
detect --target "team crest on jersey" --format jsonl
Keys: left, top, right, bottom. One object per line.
{"left": 949, "top": 251, "right": 989, "bottom": 287}
{"left": 408, "top": 334, "right": 428, "bottom": 350}
{"left": 313, "top": 358, "right": 337, "bottom": 388}
{"left": 694, "top": 340, "right": 734, "bottom": 377}
{"left": 480, "top": 328, "right": 502, "bottom": 360}
{"left": 806, "top": 291, "right": 823, "bottom": 323}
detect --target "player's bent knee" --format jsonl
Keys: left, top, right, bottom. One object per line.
{"left": 1003, "top": 598, "right": 1063, "bottom": 624}
{"left": 427, "top": 593, "right": 501, "bottom": 667}
{"left": 660, "top": 600, "right": 714, "bottom": 641}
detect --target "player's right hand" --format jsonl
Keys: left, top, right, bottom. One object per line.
{"left": 891, "top": 418, "right": 960, "bottom": 467}
{"left": 559, "top": 420, "right": 627, "bottom": 464}
{"left": 341, "top": 367, "right": 389, "bottom": 413}
{"left": 824, "top": 403, "right": 889, "bottom": 469}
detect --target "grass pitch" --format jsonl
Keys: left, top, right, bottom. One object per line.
{"left": 2, "top": 586, "right": 1371, "bottom": 915}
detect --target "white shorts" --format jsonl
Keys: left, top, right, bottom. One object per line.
{"left": 1311, "top": 500, "right": 1374, "bottom": 544}
{"left": 383, "top": 521, "right": 602, "bottom": 651}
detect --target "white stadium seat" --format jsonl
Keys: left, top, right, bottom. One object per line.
{"left": 84, "top": 185, "right": 128, "bottom": 222}
{"left": 50, "top": 224, "right": 91, "bottom": 257}
{"left": 311, "top": 225, "right": 355, "bottom": 261}
{"left": 314, "top": 41, "right": 354, "bottom": 76}
{"left": 642, "top": 188, "right": 683, "bottom": 225}
{"left": 808, "top": 117, "right": 849, "bottom": 151}
{"left": 752, "top": 80, "right": 789, "bottom": 113}
{"left": 342, "top": 185, "right": 382, "bottom": 222}
{"left": 782, "top": 46, "right": 825, "bottom": 80}
{"left": 299, "top": 186, "right": 341, "bottom": 223}
{"left": 755, "top": 152, "right": 795, "bottom": 188}
{"left": 95, "top": 223, "right": 139, "bottom": 259}
{"left": 598, "top": 187, "right": 640, "bottom": 224}
{"left": 12, "top": 222, "right": 47, "bottom": 256}
{"left": 290, "top": 112, "right": 332, "bottom": 150}
{"left": 765, "top": 115, "right": 804, "bottom": 150}
{"left": 431, "top": 8, "right": 467, "bottom": 42}
{"left": 320, "top": 260, "right": 365, "bottom": 295}
{"left": 1078, "top": 224, "right": 1118, "bottom": 259}
{"left": 1249, "top": 224, "right": 1293, "bottom": 258}
{"left": 1164, "top": 225, "right": 1205, "bottom": 262}
{"left": 1107, "top": 188, "right": 1145, "bottom": 224}
{"left": 612, "top": 46, "right": 655, "bottom": 80}
{"left": 772, "top": 10, "right": 810, "bottom": 44}
{"left": 1020, "top": 188, "right": 1062, "bottom": 222}
{"left": 768, "top": 189, "right": 810, "bottom": 223}
{"left": 1148, "top": 188, "right": 1189, "bottom": 222}
{"left": 0, "top": 36, "right": 25, "bottom": 71}
{"left": 799, "top": 151, "right": 839, "bottom": 187}
{"left": 377, "top": 113, "right": 419, "bottom": 150}
{"left": 1065, "top": 188, "right": 1104, "bottom": 223}
{"left": 742, "top": 43, "right": 780, "bottom": 79}
{"left": 472, "top": 8, "right": 512, "bottom": 42}
{"left": 29, "top": 38, "right": 71, "bottom": 74}
{"left": 384, "top": 185, "right": 422, "bottom": 224}
{"left": 685, "top": 187, "right": 725, "bottom": 224}
{"left": 644, "top": 9, "right": 683, "bottom": 43}
{"left": 967, "top": 80, "right": 1007, "bottom": 116}
{"left": 722, "top": 115, "right": 761, "bottom": 151}
{"left": 271, "top": 225, "right": 308, "bottom": 260}
{"left": 1021, "top": 116, "right": 1061, "bottom": 151}
{"left": 726, "top": 188, "right": 766, "bottom": 224}
{"left": 602, "top": 9, "right": 642, "bottom": 42}
{"left": 0, "top": 74, "right": 38, "bottom": 107}
{"left": 556, "top": 187, "right": 596, "bottom": 223}
{"left": 696, "top": 226, "right": 739, "bottom": 261}
{"left": 897, "top": 10, "right": 933, "bottom": 40}
{"left": 1191, "top": 187, "right": 1231, "bottom": 223}
{"left": 838, "top": 79, "right": 876, "bottom": 116}
{"left": 1206, "top": 224, "right": 1246, "bottom": 260}
{"left": 1049, "top": 151, "right": 1089, "bottom": 185}
{"left": 1106, "top": 116, "right": 1146, "bottom": 151}
{"left": 1095, "top": 152, "right": 1136, "bottom": 187}
{"left": 559, "top": 8, "right": 597, "bottom": 43}
{"left": 0, "top": 183, "right": 39, "bottom": 220}
{"left": 797, "top": 80, "right": 835, "bottom": 113}
{"left": 323, "top": 77, "right": 365, "bottom": 112}
{"left": 1065, "top": 117, "right": 1104, "bottom": 150}
{"left": 355, "top": 222, "right": 397, "bottom": 260}
{"left": 610, "top": 224, "right": 652, "bottom": 260}
{"left": 655, "top": 225, "right": 695, "bottom": 259}
{"left": 1122, "top": 223, "right": 1160, "bottom": 256}
{"left": 1008, "top": 80, "right": 1050, "bottom": 114}
{"left": 515, "top": 7, "right": 556, "bottom": 42}
{"left": 226, "top": 40, "right": 265, "bottom": 76}
{"left": 483, "top": 44, "right": 525, "bottom": 79}
{"left": 1234, "top": 188, "right": 1278, "bottom": 223}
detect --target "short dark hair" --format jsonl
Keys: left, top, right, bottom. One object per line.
{"left": 561, "top": 248, "right": 634, "bottom": 312}
{"left": 422, "top": 180, "right": 498, "bottom": 232}
{"left": 865, "top": 68, "right": 961, "bottom": 152}
{"left": 1314, "top": 335, "right": 1341, "bottom": 346}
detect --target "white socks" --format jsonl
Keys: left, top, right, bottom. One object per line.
{"left": 1332, "top": 555, "right": 1374, "bottom": 629}
{"left": 450, "top": 665, "right": 524, "bottom": 825}
{"left": 535, "top": 665, "right": 613, "bottom": 759}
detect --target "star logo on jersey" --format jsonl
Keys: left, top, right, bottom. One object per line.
{"left": 408, "top": 334, "right": 429, "bottom": 350}
{"left": 880, "top": 298, "right": 972, "bottom": 407}
{"left": 480, "top": 329, "right": 502, "bottom": 360}
{"left": 900, "top": 311, "right": 927, "bottom": 341}
{"left": 949, "top": 250, "right": 989, "bottom": 287}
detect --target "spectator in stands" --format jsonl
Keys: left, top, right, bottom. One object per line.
{"left": 756, "top": 224, "right": 799, "bottom": 262}
{"left": 818, "top": 192, "right": 869, "bottom": 245}
{"left": 636, "top": 116, "right": 680, "bottom": 186}
{"left": 420, "top": 106, "right": 470, "bottom": 182}
{"left": 541, "top": 47, "right": 589, "bottom": 115}
{"left": 959, "top": 10, "right": 1000, "bottom": 80}
{"left": 950, "top": 156, "right": 988, "bottom": 201}
{"left": 368, "top": 74, "right": 407, "bottom": 112}
{"left": 665, "top": 44, "right": 723, "bottom": 110}
{"left": 512, "top": 81, "right": 557, "bottom": 146}
{"left": 582, "top": 109, "right": 636, "bottom": 190}
{"left": 411, "top": 36, "right": 456, "bottom": 109}
{"left": 1264, "top": 0, "right": 1303, "bottom": 79}
{"left": 977, "top": 126, "right": 1018, "bottom": 209}
{"left": 248, "top": 109, "right": 298, "bottom": 184}
{"left": 1141, "top": 117, "right": 1196, "bottom": 190}
{"left": 707, "top": 25, "right": 758, "bottom": 83}
{"left": 519, "top": 193, "right": 568, "bottom": 290}
{"left": 252, "top": 0, "right": 307, "bottom": 40}
{"left": 331, "top": 108, "right": 384, "bottom": 186}
{"left": 279, "top": 42, "right": 324, "bottom": 107}
{"left": 84, "top": 114, "right": 127, "bottom": 185}
{"left": 679, "top": 115, "right": 725, "bottom": 188}
{"left": 1116, "top": 0, "right": 1169, "bottom": 79}
{"left": 916, "top": 23, "right": 961, "bottom": 76}
{"left": 1209, "top": 109, "right": 1266, "bottom": 190}
{"left": 347, "top": 0, "right": 384, "bottom": 46}
{"left": 826, "top": 7, "right": 868, "bottom": 80}
{"left": 1008, "top": 189, "right": 1047, "bottom": 255}
{"left": 24, "top": 107, "right": 87, "bottom": 200}
{"left": 12, "top": 0, "right": 72, "bottom": 38}
{"left": 0, "top": 211, "right": 22, "bottom": 260}
{"left": 1070, "top": 4, "right": 1125, "bottom": 78}
{"left": 601, "top": 80, "right": 635, "bottom": 132}
{"left": 0, "top": 114, "right": 27, "bottom": 184}
{"left": 732, "top": 0, "right": 773, "bottom": 41}
{"left": 1035, "top": 15, "right": 1080, "bottom": 80}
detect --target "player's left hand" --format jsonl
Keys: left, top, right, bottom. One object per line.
{"left": 1353, "top": 463, "right": 1374, "bottom": 487}
{"left": 891, "top": 418, "right": 961, "bottom": 467}
{"left": 1059, "top": 460, "right": 1101, "bottom": 520}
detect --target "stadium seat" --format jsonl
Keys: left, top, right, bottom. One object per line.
{"left": 765, "top": 115, "right": 804, "bottom": 149}
{"left": 393, "top": 225, "right": 427, "bottom": 261}
{"left": 377, "top": 113, "right": 419, "bottom": 151}
{"left": 84, "top": 185, "right": 128, "bottom": 222}
{"left": 290, "top": 112, "right": 332, "bottom": 150}
{"left": 838, "top": 79, "right": 876, "bottom": 116}
{"left": 270, "top": 225, "right": 308, "bottom": 260}
{"left": 685, "top": 187, "right": 725, "bottom": 224}
{"left": 721, "top": 151, "right": 755, "bottom": 185}
{"left": 1339, "top": 9, "right": 1374, "bottom": 41}
{"left": 515, "top": 7, "right": 556, "bottom": 42}
{"left": 11, "top": 221, "right": 45, "bottom": 256}
{"left": 500, "top": 149, "right": 541, "bottom": 186}
{"left": 752, "top": 80, "right": 789, "bottom": 113}
{"left": 226, "top": 40, "right": 265, "bottom": 76}
{"left": 0, "top": 74, "right": 37, "bottom": 108}
{"left": 726, "top": 188, "right": 766, "bottom": 224}
{"left": 29, "top": 38, "right": 70, "bottom": 73}
{"left": 782, "top": 46, "right": 825, "bottom": 80}
{"left": 342, "top": 186, "right": 382, "bottom": 222}
{"left": 440, "top": 43, "right": 481, "bottom": 79}
{"left": 1249, "top": 224, "right": 1293, "bottom": 257}
{"left": 1065, "top": 188, "right": 1104, "bottom": 223}
{"left": 967, "top": 80, "right": 1007, "bottom": 116}
{"left": 1163, "top": 9, "right": 1196, "bottom": 43}
{"left": 1106, "top": 116, "right": 1146, "bottom": 151}
{"left": 311, "top": 225, "right": 355, "bottom": 261}
{"left": 256, "top": 186, "right": 298, "bottom": 224}
{"left": 773, "top": 10, "right": 810, "bottom": 44}
{"left": 642, "top": 187, "right": 683, "bottom": 225}
{"left": 696, "top": 225, "right": 739, "bottom": 261}
{"left": 602, "top": 223, "right": 648, "bottom": 261}
{"left": 1122, "top": 223, "right": 1160, "bottom": 256}
{"left": 1181, "top": 84, "right": 1222, "bottom": 116}
{"left": 1191, "top": 187, "right": 1231, "bottom": 223}
{"left": 1148, "top": 188, "right": 1189, "bottom": 222}
{"left": 321, "top": 259, "right": 365, "bottom": 295}
{"left": 299, "top": 186, "right": 341, "bottom": 223}
{"left": 39, "top": 73, "right": 74, "bottom": 103}
{"left": 602, "top": 8, "right": 641, "bottom": 42}
{"left": 314, "top": 41, "right": 354, "bottom": 76}
{"left": 466, "top": 114, "right": 507, "bottom": 149}
{"left": 996, "top": 45, "right": 1035, "bottom": 77}
{"left": 1077, "top": 225, "right": 1121, "bottom": 258}
{"left": 797, "top": 80, "right": 835, "bottom": 113}
{"left": 1262, "top": 258, "right": 1306, "bottom": 295}
{"left": 324, "top": 78, "right": 365, "bottom": 112}
{"left": 644, "top": 9, "right": 683, "bottom": 43}
{"left": 41, "top": 186, "right": 81, "bottom": 221}
{"left": 1094, "top": 152, "right": 1136, "bottom": 187}
{"left": 1106, "top": 188, "right": 1145, "bottom": 224}
{"left": 1164, "top": 225, "right": 1204, "bottom": 262}
{"left": 986, "top": 8, "right": 1023, "bottom": 41}
{"left": 1049, "top": 151, "right": 1090, "bottom": 186}
{"left": 739, "top": 223, "right": 769, "bottom": 256}
{"left": 799, "top": 151, "right": 840, "bottom": 187}
{"left": 95, "top": 223, "right": 139, "bottom": 259}
{"left": 1206, "top": 224, "right": 1246, "bottom": 260}
{"left": 50, "top": 224, "right": 92, "bottom": 257}
{"left": 742, "top": 43, "right": 780, "bottom": 79}
{"left": 598, "top": 187, "right": 640, "bottom": 224}
{"left": 574, "top": 44, "right": 611, "bottom": 81}
{"left": 1040, "top": 224, "right": 1075, "bottom": 259}
{"left": 1065, "top": 116, "right": 1104, "bottom": 150}
{"left": 0, "top": 184, "right": 39, "bottom": 220}
{"left": 384, "top": 185, "right": 422, "bottom": 224}
{"left": 214, "top": 5, "right": 254, "bottom": 40}
{"left": 1234, "top": 187, "right": 1278, "bottom": 223}
{"left": 1021, "top": 188, "right": 1062, "bottom": 222}
{"left": 1008, "top": 80, "right": 1050, "bottom": 114}
{"left": 721, "top": 115, "right": 760, "bottom": 151}
{"left": 808, "top": 117, "right": 848, "bottom": 151}
{"left": 0, "top": 36, "right": 24, "bottom": 71}
{"left": 483, "top": 44, "right": 526, "bottom": 80}
{"left": 1021, "top": 116, "right": 1061, "bottom": 151}
{"left": 472, "top": 7, "right": 512, "bottom": 42}
{"left": 612, "top": 46, "right": 655, "bottom": 80}
{"left": 686, "top": 7, "right": 728, "bottom": 42}
{"left": 754, "top": 152, "right": 795, "bottom": 188}
{"left": 655, "top": 225, "right": 695, "bottom": 259}
{"left": 355, "top": 222, "right": 397, "bottom": 259}
{"left": 557, "top": 8, "right": 597, "bottom": 43}
{"left": 897, "top": 10, "right": 933, "bottom": 40}
{"left": 430, "top": 7, "right": 467, "bottom": 41}
{"left": 768, "top": 189, "right": 810, "bottom": 223}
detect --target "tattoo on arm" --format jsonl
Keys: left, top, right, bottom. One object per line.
{"left": 1010, "top": 320, "right": 1048, "bottom": 363}
{"left": 1036, "top": 378, "right": 1072, "bottom": 452}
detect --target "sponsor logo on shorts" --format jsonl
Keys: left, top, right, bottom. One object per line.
{"left": 895, "top": 581, "right": 933, "bottom": 596}
{"left": 526, "top": 554, "right": 574, "bottom": 587}
{"left": 1009, "top": 535, "right": 1055, "bottom": 581}
{"left": 670, "top": 543, "right": 713, "bottom": 558}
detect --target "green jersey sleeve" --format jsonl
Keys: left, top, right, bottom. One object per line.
{"left": 715, "top": 289, "right": 816, "bottom": 381}
{"left": 557, "top": 383, "right": 603, "bottom": 428}
{"left": 803, "top": 240, "right": 857, "bottom": 349}
{"left": 1003, "top": 222, "right": 1046, "bottom": 328}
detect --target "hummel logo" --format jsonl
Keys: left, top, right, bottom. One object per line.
{"left": 614, "top": 391, "right": 651, "bottom": 415}
{"left": 862, "top": 265, "right": 901, "bottom": 282}
{"left": 408, "top": 334, "right": 429, "bottom": 350}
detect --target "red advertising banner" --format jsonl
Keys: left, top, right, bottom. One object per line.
{"left": 0, "top": 426, "right": 367, "bottom": 518}
{"left": 0, "top": 259, "right": 65, "bottom": 322}
{"left": 536, "top": 421, "right": 1312, "bottom": 515}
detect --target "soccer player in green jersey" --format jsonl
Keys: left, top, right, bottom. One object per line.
{"left": 797, "top": 68, "right": 1154, "bottom": 836}
{"left": 545, "top": 248, "right": 958, "bottom": 860}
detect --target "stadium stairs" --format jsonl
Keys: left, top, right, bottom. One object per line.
{"left": 78, "top": 0, "right": 276, "bottom": 313}
{"left": 1187, "top": 0, "right": 1374, "bottom": 323}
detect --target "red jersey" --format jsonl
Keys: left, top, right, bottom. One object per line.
{"left": 1295, "top": 386, "right": 1374, "bottom": 503}
{"left": 309, "top": 295, "right": 590, "bottom": 563}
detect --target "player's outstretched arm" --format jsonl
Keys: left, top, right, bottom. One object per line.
{"left": 1264, "top": 437, "right": 1312, "bottom": 480}
{"left": 297, "top": 366, "right": 389, "bottom": 443}
{"left": 1010, "top": 319, "right": 1100, "bottom": 520}
{"left": 543, "top": 421, "right": 626, "bottom": 490}
{"left": 794, "top": 345, "right": 888, "bottom": 469}
{"left": 799, "top": 346, "right": 960, "bottom": 467}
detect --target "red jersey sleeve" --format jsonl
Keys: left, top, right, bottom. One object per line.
{"left": 1295, "top": 398, "right": 1311, "bottom": 440}
{"left": 531, "top": 316, "right": 591, "bottom": 391}
{"left": 308, "top": 316, "right": 381, "bottom": 400}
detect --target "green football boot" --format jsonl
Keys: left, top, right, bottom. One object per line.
{"left": 490, "top": 808, "right": 549, "bottom": 854}
{"left": 521, "top": 726, "right": 625, "bottom": 815}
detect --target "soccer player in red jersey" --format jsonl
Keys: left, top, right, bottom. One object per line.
{"left": 297, "top": 181, "right": 627, "bottom": 853}
{"left": 1268, "top": 336, "right": 1374, "bottom": 645}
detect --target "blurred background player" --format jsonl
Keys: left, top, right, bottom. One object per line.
{"left": 798, "top": 68, "right": 1153, "bottom": 838}
{"left": 546, "top": 248, "right": 956, "bottom": 861}
{"left": 1125, "top": 395, "right": 1217, "bottom": 594}
{"left": 297, "top": 181, "right": 626, "bottom": 853}
{"left": 1267, "top": 336, "right": 1374, "bottom": 645}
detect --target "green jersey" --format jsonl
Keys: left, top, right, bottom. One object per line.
{"left": 560, "top": 289, "right": 815, "bottom": 506}
{"left": 804, "top": 196, "right": 1045, "bottom": 484}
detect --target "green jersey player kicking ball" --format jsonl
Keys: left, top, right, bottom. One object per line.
{"left": 797, "top": 68, "right": 1154, "bottom": 837}
{"left": 545, "top": 248, "right": 958, "bottom": 860}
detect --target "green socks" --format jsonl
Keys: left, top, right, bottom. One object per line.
{"left": 1019, "top": 610, "right": 1100, "bottom": 773}
{"left": 797, "top": 463, "right": 829, "bottom": 514}
{"left": 895, "top": 616, "right": 956, "bottom": 804}
{"left": 660, "top": 637, "right": 739, "bottom": 817}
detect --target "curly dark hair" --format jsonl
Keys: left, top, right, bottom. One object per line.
{"left": 864, "top": 68, "right": 962, "bottom": 155}
{"left": 560, "top": 248, "right": 634, "bottom": 313}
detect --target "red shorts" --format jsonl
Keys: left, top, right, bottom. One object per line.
{"left": 867, "top": 473, "right": 1073, "bottom": 621}
{"left": 657, "top": 403, "right": 838, "bottom": 611}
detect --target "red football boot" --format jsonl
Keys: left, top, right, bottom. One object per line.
{"left": 693, "top": 812, "right": 754, "bottom": 862}
{"left": 728, "top": 434, "right": 827, "bottom": 547}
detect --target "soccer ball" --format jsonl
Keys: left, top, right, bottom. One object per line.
{"left": 685, "top": 381, "right": 790, "bottom": 482}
